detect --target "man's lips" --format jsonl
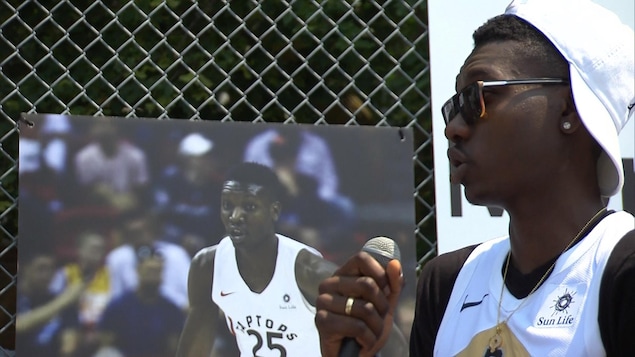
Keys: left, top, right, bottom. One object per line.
{"left": 447, "top": 146, "right": 466, "bottom": 167}
{"left": 228, "top": 225, "right": 246, "bottom": 238}
{"left": 447, "top": 146, "right": 468, "bottom": 184}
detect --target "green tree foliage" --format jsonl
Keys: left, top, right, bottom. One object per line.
{"left": 1, "top": 0, "right": 430, "bottom": 123}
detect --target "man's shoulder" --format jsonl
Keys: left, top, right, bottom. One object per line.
{"left": 75, "top": 143, "right": 99, "bottom": 158}
{"left": 420, "top": 244, "right": 480, "bottom": 281}
{"left": 190, "top": 245, "right": 217, "bottom": 270}
{"left": 278, "top": 234, "right": 322, "bottom": 257}
{"left": 105, "top": 244, "right": 134, "bottom": 263}
{"left": 294, "top": 248, "right": 337, "bottom": 285}
{"left": 155, "top": 241, "right": 191, "bottom": 260}
{"left": 295, "top": 247, "right": 333, "bottom": 267}
{"left": 603, "top": 229, "right": 635, "bottom": 275}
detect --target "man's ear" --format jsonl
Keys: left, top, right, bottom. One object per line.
{"left": 560, "top": 89, "right": 582, "bottom": 133}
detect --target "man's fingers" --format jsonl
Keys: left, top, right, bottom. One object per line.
{"left": 318, "top": 274, "right": 390, "bottom": 316}
{"left": 334, "top": 252, "right": 389, "bottom": 284}
{"left": 315, "top": 307, "right": 381, "bottom": 353}
{"left": 316, "top": 292, "right": 386, "bottom": 338}
{"left": 386, "top": 259, "right": 403, "bottom": 306}
{"left": 315, "top": 253, "right": 404, "bottom": 357}
{"left": 362, "top": 259, "right": 403, "bottom": 356}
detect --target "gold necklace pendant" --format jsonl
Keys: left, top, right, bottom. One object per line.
{"left": 488, "top": 325, "right": 502, "bottom": 352}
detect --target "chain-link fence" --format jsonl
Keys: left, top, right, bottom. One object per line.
{"left": 0, "top": 0, "right": 435, "bottom": 352}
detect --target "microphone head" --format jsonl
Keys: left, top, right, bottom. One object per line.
{"left": 361, "top": 236, "right": 401, "bottom": 267}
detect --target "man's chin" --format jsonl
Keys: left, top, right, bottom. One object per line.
{"left": 229, "top": 234, "right": 248, "bottom": 245}
{"left": 463, "top": 188, "right": 504, "bottom": 210}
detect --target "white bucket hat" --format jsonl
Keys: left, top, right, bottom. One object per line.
{"left": 178, "top": 133, "right": 214, "bottom": 156}
{"left": 506, "top": 0, "right": 635, "bottom": 197}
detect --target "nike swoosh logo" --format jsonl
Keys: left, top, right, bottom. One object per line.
{"left": 220, "top": 291, "right": 235, "bottom": 297}
{"left": 460, "top": 293, "right": 489, "bottom": 312}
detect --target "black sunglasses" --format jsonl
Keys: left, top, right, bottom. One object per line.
{"left": 441, "top": 78, "right": 569, "bottom": 125}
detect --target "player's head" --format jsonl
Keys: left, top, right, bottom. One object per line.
{"left": 501, "top": 0, "right": 633, "bottom": 198}
{"left": 471, "top": 15, "right": 569, "bottom": 80}
{"left": 269, "top": 127, "right": 303, "bottom": 165}
{"left": 178, "top": 132, "right": 217, "bottom": 185}
{"left": 76, "top": 231, "right": 107, "bottom": 269}
{"left": 20, "top": 253, "right": 56, "bottom": 294}
{"left": 220, "top": 162, "right": 284, "bottom": 246}
{"left": 136, "top": 250, "right": 164, "bottom": 293}
{"left": 443, "top": 0, "right": 633, "bottom": 205}
{"left": 90, "top": 119, "right": 119, "bottom": 156}
{"left": 121, "top": 210, "right": 159, "bottom": 249}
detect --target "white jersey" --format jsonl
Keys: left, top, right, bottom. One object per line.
{"left": 435, "top": 211, "right": 634, "bottom": 357}
{"left": 212, "top": 234, "right": 322, "bottom": 357}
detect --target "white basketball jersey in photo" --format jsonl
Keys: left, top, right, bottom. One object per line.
{"left": 212, "top": 234, "right": 322, "bottom": 357}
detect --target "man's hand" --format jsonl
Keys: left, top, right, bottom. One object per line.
{"left": 315, "top": 252, "right": 403, "bottom": 357}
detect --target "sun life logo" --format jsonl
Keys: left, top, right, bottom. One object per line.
{"left": 551, "top": 289, "right": 575, "bottom": 316}
{"left": 280, "top": 293, "right": 296, "bottom": 310}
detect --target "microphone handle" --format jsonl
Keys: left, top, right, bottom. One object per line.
{"left": 338, "top": 338, "right": 361, "bottom": 357}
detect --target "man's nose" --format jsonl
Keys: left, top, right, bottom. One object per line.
{"left": 230, "top": 208, "right": 245, "bottom": 222}
{"left": 444, "top": 114, "right": 471, "bottom": 144}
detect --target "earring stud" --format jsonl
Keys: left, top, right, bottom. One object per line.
{"left": 562, "top": 122, "right": 571, "bottom": 130}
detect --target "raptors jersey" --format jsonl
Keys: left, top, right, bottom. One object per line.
{"left": 434, "top": 211, "right": 634, "bottom": 356}
{"left": 212, "top": 234, "right": 322, "bottom": 357}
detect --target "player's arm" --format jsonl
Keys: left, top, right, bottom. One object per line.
{"left": 176, "top": 246, "right": 219, "bottom": 357}
{"left": 296, "top": 248, "right": 338, "bottom": 304}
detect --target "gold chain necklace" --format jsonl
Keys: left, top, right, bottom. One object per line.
{"left": 487, "top": 207, "right": 608, "bottom": 353}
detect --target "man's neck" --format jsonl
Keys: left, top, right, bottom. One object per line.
{"left": 235, "top": 234, "right": 279, "bottom": 294}
{"left": 507, "top": 203, "right": 606, "bottom": 274}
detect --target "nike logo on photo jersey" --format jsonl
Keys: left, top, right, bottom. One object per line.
{"left": 460, "top": 293, "right": 489, "bottom": 311}
{"left": 220, "top": 291, "right": 235, "bottom": 296}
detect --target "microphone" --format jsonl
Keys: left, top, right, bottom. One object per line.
{"left": 338, "top": 236, "right": 401, "bottom": 357}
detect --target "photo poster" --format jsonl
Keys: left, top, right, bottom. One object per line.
{"left": 17, "top": 113, "right": 416, "bottom": 356}
{"left": 429, "top": 0, "right": 635, "bottom": 254}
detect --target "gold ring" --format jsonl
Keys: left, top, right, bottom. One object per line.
{"left": 345, "top": 297, "right": 354, "bottom": 316}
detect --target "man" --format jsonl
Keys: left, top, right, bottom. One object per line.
{"left": 176, "top": 162, "right": 406, "bottom": 356}
{"left": 50, "top": 232, "right": 111, "bottom": 357}
{"left": 16, "top": 253, "right": 84, "bottom": 357}
{"left": 96, "top": 252, "right": 185, "bottom": 357}
{"left": 74, "top": 119, "right": 150, "bottom": 212}
{"left": 106, "top": 211, "right": 191, "bottom": 310}
{"left": 314, "top": 0, "right": 635, "bottom": 356}
{"left": 153, "top": 132, "right": 225, "bottom": 257}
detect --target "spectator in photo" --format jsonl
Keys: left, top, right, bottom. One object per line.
{"left": 153, "top": 132, "right": 225, "bottom": 257}
{"left": 16, "top": 253, "right": 83, "bottom": 357}
{"left": 105, "top": 211, "right": 191, "bottom": 310}
{"left": 50, "top": 232, "right": 111, "bottom": 357}
{"left": 73, "top": 119, "right": 150, "bottom": 213}
{"left": 96, "top": 252, "right": 185, "bottom": 357}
